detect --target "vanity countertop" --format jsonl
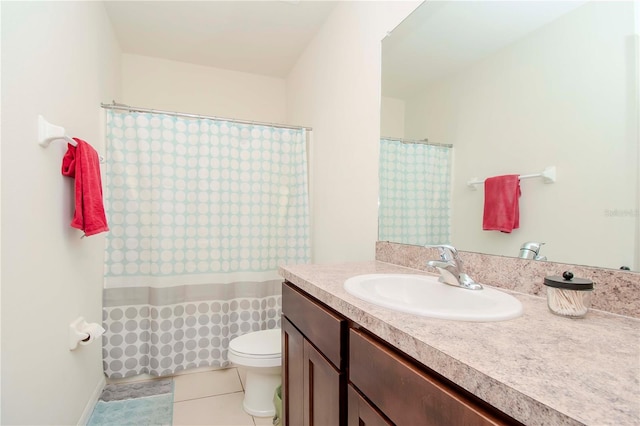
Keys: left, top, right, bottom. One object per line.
{"left": 279, "top": 261, "right": 640, "bottom": 426}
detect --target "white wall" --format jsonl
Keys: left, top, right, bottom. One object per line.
{"left": 122, "top": 54, "right": 287, "bottom": 123}
{"left": 380, "top": 96, "right": 406, "bottom": 139}
{"left": 403, "top": 2, "right": 637, "bottom": 269}
{"left": 1, "top": 2, "right": 121, "bottom": 424}
{"left": 286, "top": 1, "right": 421, "bottom": 263}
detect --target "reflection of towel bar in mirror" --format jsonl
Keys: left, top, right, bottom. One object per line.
{"left": 38, "top": 115, "right": 105, "bottom": 163}
{"left": 467, "top": 166, "right": 556, "bottom": 191}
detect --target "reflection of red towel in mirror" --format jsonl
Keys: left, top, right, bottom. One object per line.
{"left": 61, "top": 138, "right": 109, "bottom": 236}
{"left": 483, "top": 175, "right": 520, "bottom": 233}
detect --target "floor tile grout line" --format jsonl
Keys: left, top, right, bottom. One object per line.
{"left": 235, "top": 367, "right": 246, "bottom": 392}
{"left": 173, "top": 389, "right": 245, "bottom": 404}
{"left": 172, "top": 367, "right": 244, "bottom": 402}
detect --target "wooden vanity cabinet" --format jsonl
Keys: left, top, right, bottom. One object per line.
{"left": 282, "top": 282, "right": 348, "bottom": 426}
{"left": 347, "top": 384, "right": 392, "bottom": 426}
{"left": 349, "top": 328, "right": 521, "bottom": 426}
{"left": 282, "top": 281, "right": 522, "bottom": 426}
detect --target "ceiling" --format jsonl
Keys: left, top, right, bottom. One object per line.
{"left": 104, "top": 1, "right": 338, "bottom": 78}
{"left": 104, "top": 1, "right": 588, "bottom": 93}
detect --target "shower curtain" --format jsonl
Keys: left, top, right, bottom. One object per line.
{"left": 378, "top": 138, "right": 452, "bottom": 245}
{"left": 102, "top": 110, "right": 310, "bottom": 378}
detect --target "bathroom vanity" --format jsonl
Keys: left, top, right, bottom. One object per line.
{"left": 279, "top": 261, "right": 640, "bottom": 426}
{"left": 282, "top": 280, "right": 520, "bottom": 425}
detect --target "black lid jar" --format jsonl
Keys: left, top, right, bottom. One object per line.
{"left": 543, "top": 271, "right": 594, "bottom": 318}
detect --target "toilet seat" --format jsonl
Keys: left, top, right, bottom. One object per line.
{"left": 228, "top": 329, "right": 281, "bottom": 367}
{"left": 229, "top": 329, "right": 281, "bottom": 357}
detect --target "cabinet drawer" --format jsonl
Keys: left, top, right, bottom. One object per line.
{"left": 282, "top": 281, "right": 346, "bottom": 369}
{"left": 349, "top": 329, "right": 519, "bottom": 426}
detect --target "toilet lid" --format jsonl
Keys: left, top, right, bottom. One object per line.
{"left": 229, "top": 329, "right": 281, "bottom": 357}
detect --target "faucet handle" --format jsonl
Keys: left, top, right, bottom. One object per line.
{"left": 425, "top": 244, "right": 459, "bottom": 262}
{"left": 519, "top": 241, "right": 546, "bottom": 260}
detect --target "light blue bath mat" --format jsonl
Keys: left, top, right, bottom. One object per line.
{"left": 88, "top": 379, "right": 174, "bottom": 426}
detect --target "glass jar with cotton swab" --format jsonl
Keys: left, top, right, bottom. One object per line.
{"left": 544, "top": 271, "right": 594, "bottom": 318}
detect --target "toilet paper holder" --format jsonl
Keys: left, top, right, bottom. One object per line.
{"left": 69, "top": 317, "right": 105, "bottom": 351}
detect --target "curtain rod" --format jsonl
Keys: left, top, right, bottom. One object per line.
{"left": 100, "top": 101, "right": 312, "bottom": 131}
{"left": 381, "top": 136, "right": 453, "bottom": 148}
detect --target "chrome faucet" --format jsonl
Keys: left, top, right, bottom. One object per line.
{"left": 425, "top": 244, "right": 483, "bottom": 290}
{"left": 518, "top": 241, "right": 547, "bottom": 261}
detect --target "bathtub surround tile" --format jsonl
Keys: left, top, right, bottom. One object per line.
{"left": 173, "top": 368, "right": 243, "bottom": 402}
{"left": 173, "top": 392, "right": 254, "bottom": 426}
{"left": 375, "top": 241, "right": 640, "bottom": 318}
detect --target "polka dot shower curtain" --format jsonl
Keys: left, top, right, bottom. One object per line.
{"left": 378, "top": 138, "right": 452, "bottom": 245}
{"left": 102, "top": 110, "right": 310, "bottom": 378}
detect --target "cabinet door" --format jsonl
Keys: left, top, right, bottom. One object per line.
{"left": 283, "top": 318, "right": 304, "bottom": 426}
{"left": 350, "top": 329, "right": 520, "bottom": 426}
{"left": 304, "top": 340, "right": 344, "bottom": 426}
{"left": 348, "top": 384, "right": 392, "bottom": 426}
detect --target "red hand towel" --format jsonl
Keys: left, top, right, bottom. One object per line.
{"left": 482, "top": 175, "right": 521, "bottom": 233}
{"left": 61, "top": 138, "right": 109, "bottom": 236}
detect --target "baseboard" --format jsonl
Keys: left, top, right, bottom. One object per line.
{"left": 77, "top": 375, "right": 106, "bottom": 426}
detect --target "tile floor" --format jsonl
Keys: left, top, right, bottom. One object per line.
{"left": 173, "top": 368, "right": 274, "bottom": 426}
{"left": 114, "top": 367, "right": 274, "bottom": 426}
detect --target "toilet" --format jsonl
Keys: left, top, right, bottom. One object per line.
{"left": 228, "top": 328, "right": 282, "bottom": 417}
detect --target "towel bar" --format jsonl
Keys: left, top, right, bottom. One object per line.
{"left": 467, "top": 166, "right": 556, "bottom": 190}
{"left": 38, "top": 115, "right": 104, "bottom": 163}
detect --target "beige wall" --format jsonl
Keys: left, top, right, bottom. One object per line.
{"left": 0, "top": 3, "right": 422, "bottom": 422}
{"left": 380, "top": 96, "right": 405, "bottom": 139}
{"left": 122, "top": 54, "right": 288, "bottom": 124}
{"left": 1, "top": 2, "right": 121, "bottom": 424}
{"left": 286, "top": 1, "right": 421, "bottom": 263}
{"left": 402, "top": 1, "right": 637, "bottom": 269}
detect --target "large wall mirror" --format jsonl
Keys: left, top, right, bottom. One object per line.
{"left": 380, "top": 1, "right": 639, "bottom": 271}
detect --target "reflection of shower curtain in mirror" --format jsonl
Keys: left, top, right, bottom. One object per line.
{"left": 378, "top": 139, "right": 452, "bottom": 245}
{"left": 102, "top": 110, "right": 310, "bottom": 378}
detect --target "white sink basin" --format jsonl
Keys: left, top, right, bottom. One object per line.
{"left": 344, "top": 274, "right": 523, "bottom": 322}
